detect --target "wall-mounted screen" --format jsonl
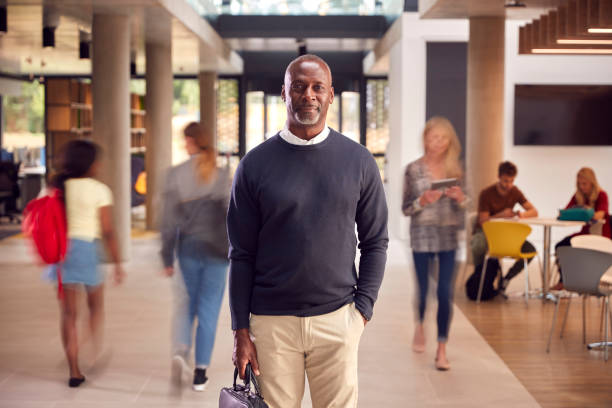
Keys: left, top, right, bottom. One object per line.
{"left": 514, "top": 84, "right": 612, "bottom": 146}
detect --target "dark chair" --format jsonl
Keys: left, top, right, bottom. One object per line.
{"left": 547, "top": 246, "right": 612, "bottom": 360}
{"left": 0, "top": 161, "right": 21, "bottom": 224}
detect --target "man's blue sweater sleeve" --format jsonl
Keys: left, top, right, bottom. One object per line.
{"left": 354, "top": 152, "right": 389, "bottom": 321}
{"left": 227, "top": 161, "right": 260, "bottom": 330}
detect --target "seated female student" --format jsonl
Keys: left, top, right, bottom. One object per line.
{"left": 552, "top": 167, "right": 611, "bottom": 290}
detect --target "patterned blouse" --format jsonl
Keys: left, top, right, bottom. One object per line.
{"left": 402, "top": 158, "right": 466, "bottom": 253}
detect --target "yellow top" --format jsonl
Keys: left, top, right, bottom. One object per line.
{"left": 65, "top": 178, "right": 113, "bottom": 241}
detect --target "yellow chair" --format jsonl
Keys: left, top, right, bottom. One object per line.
{"left": 478, "top": 221, "right": 538, "bottom": 304}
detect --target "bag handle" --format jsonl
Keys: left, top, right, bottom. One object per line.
{"left": 233, "top": 363, "right": 263, "bottom": 397}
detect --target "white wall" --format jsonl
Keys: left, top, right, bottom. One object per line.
{"left": 504, "top": 20, "right": 612, "bottom": 247}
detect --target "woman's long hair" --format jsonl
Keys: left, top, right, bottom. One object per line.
{"left": 184, "top": 122, "right": 217, "bottom": 182}
{"left": 422, "top": 116, "right": 463, "bottom": 179}
{"left": 51, "top": 140, "right": 99, "bottom": 197}
{"left": 574, "top": 167, "right": 601, "bottom": 208}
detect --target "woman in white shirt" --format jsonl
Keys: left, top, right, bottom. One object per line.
{"left": 51, "top": 140, "right": 124, "bottom": 387}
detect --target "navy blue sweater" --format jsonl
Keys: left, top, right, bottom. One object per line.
{"left": 227, "top": 130, "right": 388, "bottom": 330}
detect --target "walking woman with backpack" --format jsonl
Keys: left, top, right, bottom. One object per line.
{"left": 160, "top": 122, "right": 230, "bottom": 391}
{"left": 50, "top": 140, "right": 124, "bottom": 387}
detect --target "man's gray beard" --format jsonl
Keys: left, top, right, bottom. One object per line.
{"left": 295, "top": 111, "right": 320, "bottom": 125}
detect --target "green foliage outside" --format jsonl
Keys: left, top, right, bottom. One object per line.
{"left": 173, "top": 80, "right": 199, "bottom": 116}
{"left": 3, "top": 80, "right": 44, "bottom": 134}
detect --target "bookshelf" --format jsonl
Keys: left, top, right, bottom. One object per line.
{"left": 130, "top": 93, "right": 146, "bottom": 154}
{"left": 44, "top": 78, "right": 146, "bottom": 173}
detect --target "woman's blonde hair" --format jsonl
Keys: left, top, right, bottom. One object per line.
{"left": 574, "top": 167, "right": 600, "bottom": 207}
{"left": 184, "top": 122, "right": 217, "bottom": 182}
{"left": 422, "top": 116, "right": 463, "bottom": 179}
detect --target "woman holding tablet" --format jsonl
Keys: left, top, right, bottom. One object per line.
{"left": 402, "top": 116, "right": 468, "bottom": 371}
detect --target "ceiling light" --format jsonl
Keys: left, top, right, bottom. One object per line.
{"left": 42, "top": 26, "right": 55, "bottom": 47}
{"left": 588, "top": 28, "right": 612, "bottom": 33}
{"left": 79, "top": 30, "right": 91, "bottom": 59}
{"left": 297, "top": 39, "right": 307, "bottom": 56}
{"left": 0, "top": 6, "right": 7, "bottom": 34}
{"left": 42, "top": 7, "right": 59, "bottom": 48}
{"left": 532, "top": 48, "right": 612, "bottom": 54}
{"left": 130, "top": 50, "right": 137, "bottom": 76}
{"left": 557, "top": 38, "right": 612, "bottom": 45}
{"left": 505, "top": 0, "right": 526, "bottom": 8}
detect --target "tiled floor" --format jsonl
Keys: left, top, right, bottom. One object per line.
{"left": 0, "top": 236, "right": 540, "bottom": 407}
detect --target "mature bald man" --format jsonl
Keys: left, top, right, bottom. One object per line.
{"left": 227, "top": 54, "right": 388, "bottom": 408}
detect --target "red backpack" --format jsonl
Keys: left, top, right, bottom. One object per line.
{"left": 22, "top": 188, "right": 68, "bottom": 298}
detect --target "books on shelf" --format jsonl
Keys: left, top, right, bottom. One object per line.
{"left": 45, "top": 78, "right": 147, "bottom": 171}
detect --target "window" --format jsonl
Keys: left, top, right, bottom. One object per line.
{"left": 365, "top": 79, "right": 389, "bottom": 181}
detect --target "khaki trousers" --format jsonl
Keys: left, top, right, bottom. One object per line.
{"left": 250, "top": 303, "right": 365, "bottom": 408}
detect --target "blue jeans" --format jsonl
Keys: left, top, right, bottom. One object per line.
{"left": 176, "top": 239, "right": 228, "bottom": 368}
{"left": 412, "top": 250, "right": 456, "bottom": 343}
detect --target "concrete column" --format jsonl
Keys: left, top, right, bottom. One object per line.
{"left": 145, "top": 17, "right": 173, "bottom": 230}
{"left": 466, "top": 17, "right": 505, "bottom": 204}
{"left": 199, "top": 72, "right": 217, "bottom": 146}
{"left": 92, "top": 14, "right": 131, "bottom": 261}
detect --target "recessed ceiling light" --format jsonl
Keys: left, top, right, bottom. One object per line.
{"left": 589, "top": 28, "right": 612, "bottom": 34}
{"left": 558, "top": 38, "right": 612, "bottom": 45}
{"left": 505, "top": 1, "right": 527, "bottom": 8}
{"left": 532, "top": 48, "right": 612, "bottom": 54}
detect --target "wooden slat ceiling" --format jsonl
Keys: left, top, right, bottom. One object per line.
{"left": 519, "top": 0, "right": 612, "bottom": 54}
{"left": 421, "top": 0, "right": 566, "bottom": 19}
{"left": 421, "top": 0, "right": 612, "bottom": 55}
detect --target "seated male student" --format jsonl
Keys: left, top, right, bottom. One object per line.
{"left": 471, "top": 161, "right": 538, "bottom": 293}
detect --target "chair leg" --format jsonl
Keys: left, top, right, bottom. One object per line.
{"left": 523, "top": 258, "right": 529, "bottom": 304}
{"left": 609, "top": 300, "right": 612, "bottom": 359}
{"left": 549, "top": 254, "right": 561, "bottom": 288}
{"left": 560, "top": 296, "right": 572, "bottom": 338}
{"left": 535, "top": 254, "right": 544, "bottom": 290}
{"left": 605, "top": 296, "right": 609, "bottom": 362}
{"left": 477, "top": 255, "right": 489, "bottom": 303}
{"left": 600, "top": 297, "right": 605, "bottom": 338}
{"left": 583, "top": 295, "right": 587, "bottom": 345}
{"left": 547, "top": 297, "right": 561, "bottom": 353}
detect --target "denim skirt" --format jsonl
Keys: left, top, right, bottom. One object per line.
{"left": 49, "top": 238, "right": 103, "bottom": 287}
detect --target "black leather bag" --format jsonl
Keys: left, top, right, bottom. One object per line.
{"left": 219, "top": 364, "right": 269, "bottom": 408}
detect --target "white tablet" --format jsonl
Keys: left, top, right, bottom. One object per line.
{"left": 431, "top": 178, "right": 458, "bottom": 190}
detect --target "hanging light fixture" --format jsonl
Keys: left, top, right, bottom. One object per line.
{"left": 0, "top": 1, "right": 7, "bottom": 34}
{"left": 42, "top": 7, "right": 59, "bottom": 47}
{"left": 297, "top": 39, "right": 307, "bottom": 56}
{"left": 504, "top": 0, "right": 526, "bottom": 7}
{"left": 79, "top": 30, "right": 91, "bottom": 59}
{"left": 130, "top": 50, "right": 137, "bottom": 76}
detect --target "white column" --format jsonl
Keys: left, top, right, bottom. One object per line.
{"left": 387, "top": 15, "right": 427, "bottom": 240}
{"left": 199, "top": 71, "right": 217, "bottom": 147}
{"left": 145, "top": 16, "right": 173, "bottom": 230}
{"left": 92, "top": 14, "right": 131, "bottom": 261}
{"left": 466, "top": 17, "right": 505, "bottom": 204}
